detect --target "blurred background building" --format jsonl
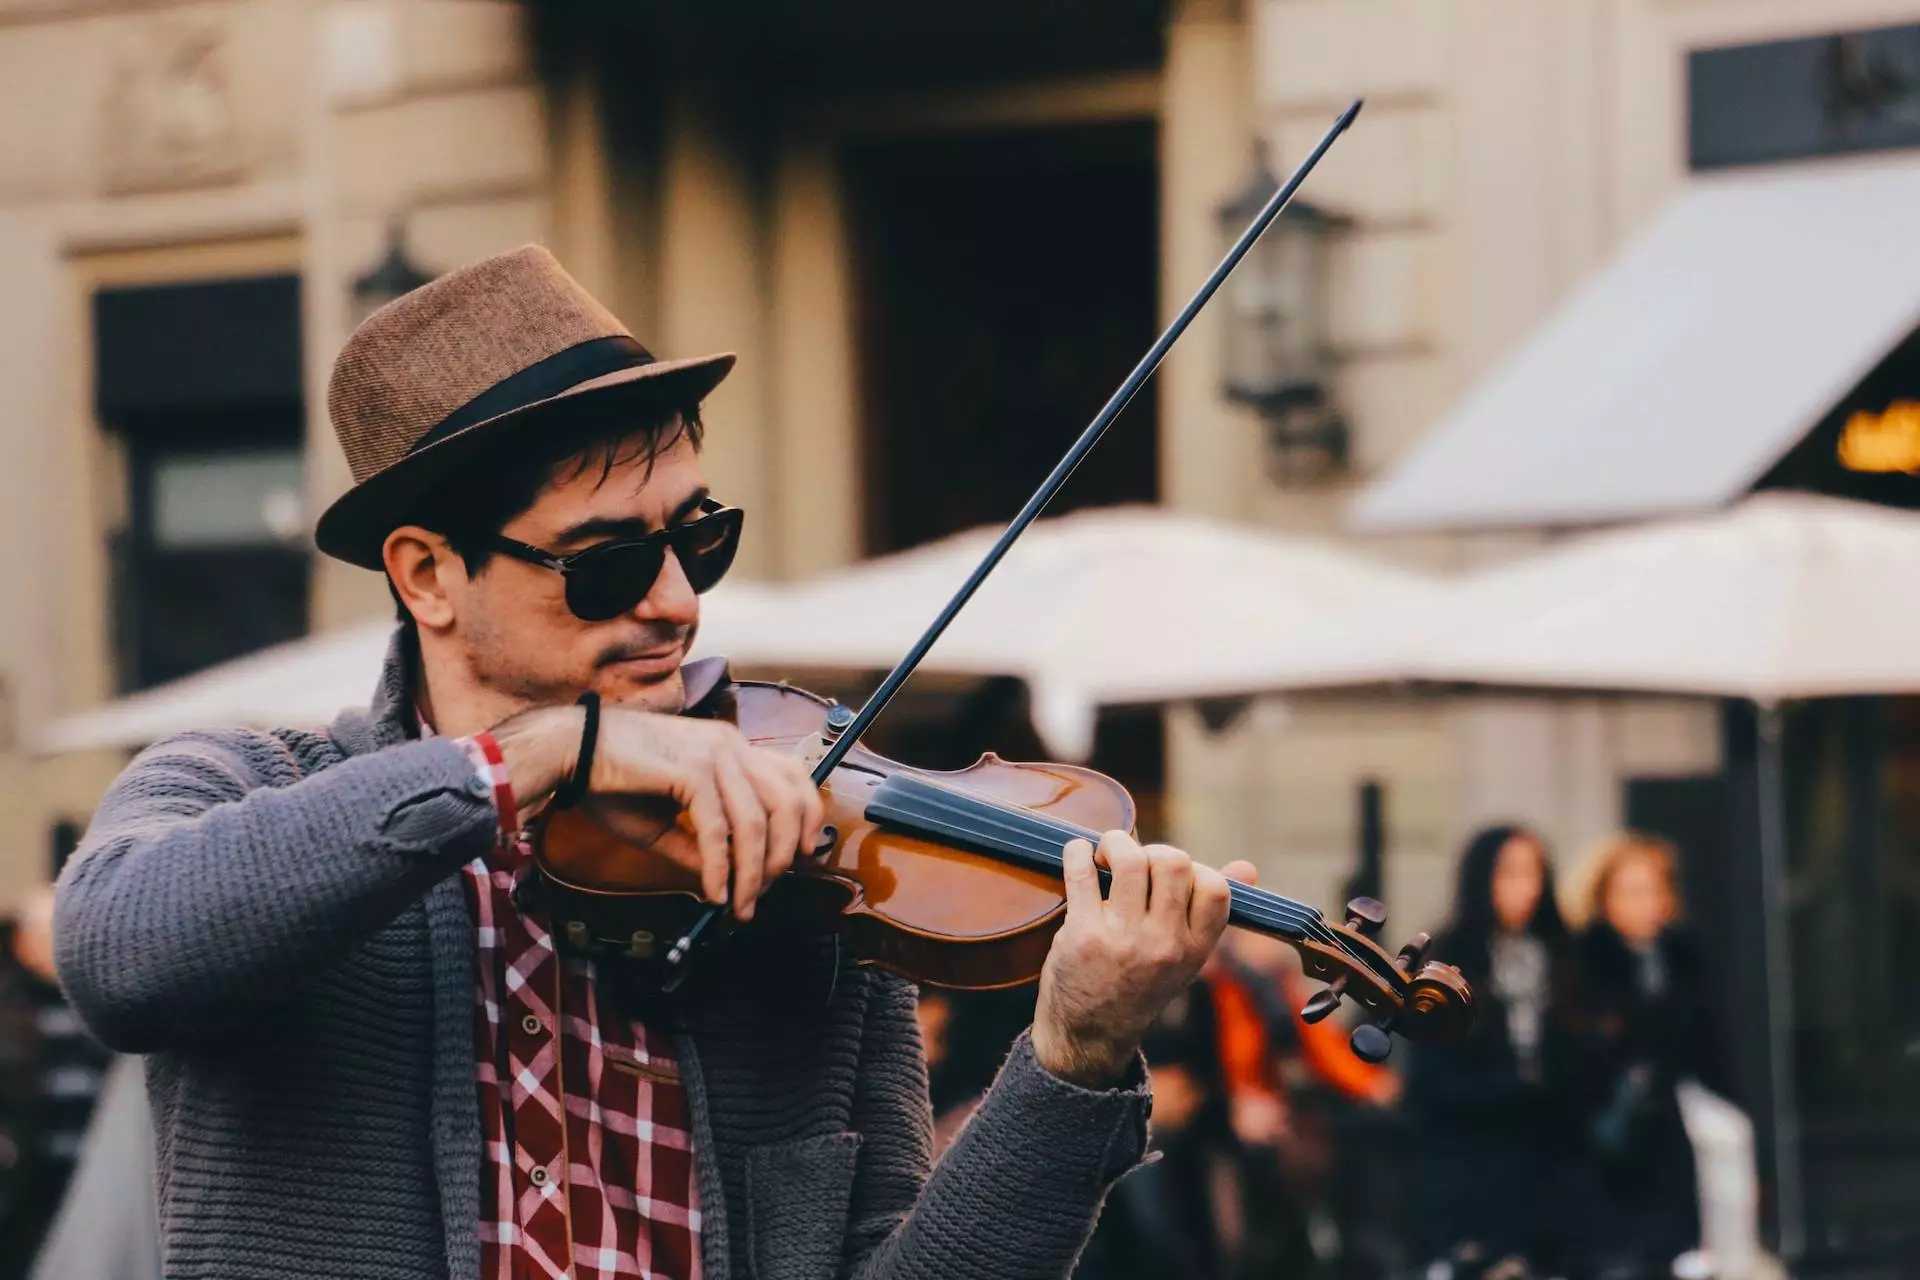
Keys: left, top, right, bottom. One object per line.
{"left": 4, "top": 0, "right": 1920, "bottom": 1269}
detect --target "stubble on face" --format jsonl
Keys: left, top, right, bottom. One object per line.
{"left": 457, "top": 590, "right": 591, "bottom": 711}
{"left": 456, "top": 558, "right": 697, "bottom": 718}
{"left": 590, "top": 630, "right": 694, "bottom": 711}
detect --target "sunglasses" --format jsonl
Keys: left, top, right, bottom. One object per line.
{"left": 491, "top": 499, "right": 744, "bottom": 622}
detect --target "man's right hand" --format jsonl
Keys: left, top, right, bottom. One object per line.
{"left": 491, "top": 705, "right": 825, "bottom": 920}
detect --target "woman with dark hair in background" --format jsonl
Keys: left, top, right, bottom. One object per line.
{"left": 1405, "top": 824, "right": 1579, "bottom": 1278}
{"left": 1565, "top": 834, "right": 1725, "bottom": 1280}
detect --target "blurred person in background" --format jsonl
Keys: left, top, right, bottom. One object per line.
{"left": 1212, "top": 933, "right": 1401, "bottom": 1108}
{"left": 1404, "top": 825, "right": 1580, "bottom": 1279}
{"left": 917, "top": 985, "right": 1039, "bottom": 1156}
{"left": 1564, "top": 834, "right": 1725, "bottom": 1280}
{"left": 0, "top": 886, "right": 108, "bottom": 1279}
{"left": 1206, "top": 940, "right": 1316, "bottom": 1279}
{"left": 1077, "top": 979, "right": 1237, "bottom": 1280}
{"left": 1212, "top": 931, "right": 1402, "bottom": 1279}
{"left": 913, "top": 989, "right": 969, "bottom": 1152}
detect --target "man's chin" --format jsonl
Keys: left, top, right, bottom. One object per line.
{"left": 599, "top": 661, "right": 686, "bottom": 715}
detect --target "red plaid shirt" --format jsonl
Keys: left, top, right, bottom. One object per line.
{"left": 451, "top": 729, "right": 702, "bottom": 1280}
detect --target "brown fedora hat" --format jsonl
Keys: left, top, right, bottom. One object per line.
{"left": 315, "top": 245, "right": 734, "bottom": 569}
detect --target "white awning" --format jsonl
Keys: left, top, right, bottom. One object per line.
{"left": 1351, "top": 156, "right": 1920, "bottom": 533}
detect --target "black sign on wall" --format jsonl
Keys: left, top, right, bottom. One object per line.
{"left": 1690, "top": 23, "right": 1920, "bottom": 171}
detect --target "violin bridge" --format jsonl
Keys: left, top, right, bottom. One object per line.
{"left": 792, "top": 729, "right": 833, "bottom": 772}
{"left": 793, "top": 703, "right": 855, "bottom": 774}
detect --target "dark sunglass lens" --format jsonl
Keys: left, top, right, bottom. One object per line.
{"left": 566, "top": 543, "right": 667, "bottom": 621}
{"left": 678, "top": 510, "right": 742, "bottom": 593}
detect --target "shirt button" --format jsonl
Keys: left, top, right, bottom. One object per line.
{"left": 529, "top": 1167, "right": 549, "bottom": 1187}
{"left": 520, "top": 1013, "right": 543, "bottom": 1036}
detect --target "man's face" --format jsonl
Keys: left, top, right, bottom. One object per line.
{"left": 452, "top": 432, "right": 710, "bottom": 715}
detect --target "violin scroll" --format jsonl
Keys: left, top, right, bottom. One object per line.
{"left": 1288, "top": 897, "right": 1474, "bottom": 1062}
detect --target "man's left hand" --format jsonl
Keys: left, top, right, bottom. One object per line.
{"left": 1031, "top": 831, "right": 1257, "bottom": 1088}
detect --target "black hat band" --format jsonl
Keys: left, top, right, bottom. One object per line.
{"left": 409, "top": 335, "right": 655, "bottom": 456}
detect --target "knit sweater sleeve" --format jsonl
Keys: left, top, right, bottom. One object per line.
{"left": 843, "top": 973, "right": 1150, "bottom": 1280}
{"left": 53, "top": 729, "right": 498, "bottom": 1053}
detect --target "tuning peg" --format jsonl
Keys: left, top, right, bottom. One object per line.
{"left": 1396, "top": 931, "right": 1432, "bottom": 971}
{"left": 1350, "top": 1022, "right": 1393, "bottom": 1064}
{"left": 1345, "top": 896, "right": 1387, "bottom": 936}
{"left": 1302, "top": 989, "right": 1341, "bottom": 1024}
{"left": 1301, "top": 975, "right": 1347, "bottom": 1024}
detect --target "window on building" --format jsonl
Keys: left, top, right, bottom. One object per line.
{"left": 93, "top": 275, "right": 308, "bottom": 692}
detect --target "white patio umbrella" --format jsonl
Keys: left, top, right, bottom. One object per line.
{"left": 35, "top": 618, "right": 397, "bottom": 755}
{"left": 1405, "top": 491, "right": 1920, "bottom": 1259}
{"left": 714, "top": 505, "right": 1433, "bottom": 758}
{"left": 1415, "top": 491, "right": 1920, "bottom": 699}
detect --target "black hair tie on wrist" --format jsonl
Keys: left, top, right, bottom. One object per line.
{"left": 551, "top": 691, "right": 600, "bottom": 812}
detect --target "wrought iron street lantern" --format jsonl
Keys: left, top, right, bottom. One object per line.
{"left": 350, "top": 216, "right": 435, "bottom": 329}
{"left": 1218, "top": 145, "right": 1351, "bottom": 484}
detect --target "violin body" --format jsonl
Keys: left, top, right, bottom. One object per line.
{"left": 535, "top": 679, "right": 1115, "bottom": 990}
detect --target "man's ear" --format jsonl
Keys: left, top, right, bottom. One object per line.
{"left": 383, "top": 525, "right": 460, "bottom": 631}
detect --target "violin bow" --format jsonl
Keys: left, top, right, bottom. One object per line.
{"left": 665, "top": 98, "right": 1365, "bottom": 972}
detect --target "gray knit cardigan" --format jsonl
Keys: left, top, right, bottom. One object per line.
{"left": 53, "top": 634, "right": 1150, "bottom": 1280}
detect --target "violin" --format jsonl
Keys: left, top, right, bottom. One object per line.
{"left": 527, "top": 98, "right": 1474, "bottom": 1062}
{"left": 533, "top": 678, "right": 1473, "bottom": 1060}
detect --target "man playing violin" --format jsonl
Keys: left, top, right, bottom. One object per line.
{"left": 53, "top": 246, "right": 1257, "bottom": 1280}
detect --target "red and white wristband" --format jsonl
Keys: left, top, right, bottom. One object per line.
{"left": 455, "top": 730, "right": 519, "bottom": 842}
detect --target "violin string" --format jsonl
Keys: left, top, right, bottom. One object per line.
{"left": 898, "top": 787, "right": 1332, "bottom": 936}
{"left": 868, "top": 774, "right": 1343, "bottom": 942}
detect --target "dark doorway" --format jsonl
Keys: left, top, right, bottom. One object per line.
{"left": 848, "top": 121, "right": 1160, "bottom": 557}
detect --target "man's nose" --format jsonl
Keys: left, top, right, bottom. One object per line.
{"left": 633, "top": 546, "right": 700, "bottom": 627}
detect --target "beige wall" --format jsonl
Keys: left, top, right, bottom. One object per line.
{"left": 310, "top": 0, "right": 548, "bottom": 630}
{"left": 0, "top": 0, "right": 548, "bottom": 911}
